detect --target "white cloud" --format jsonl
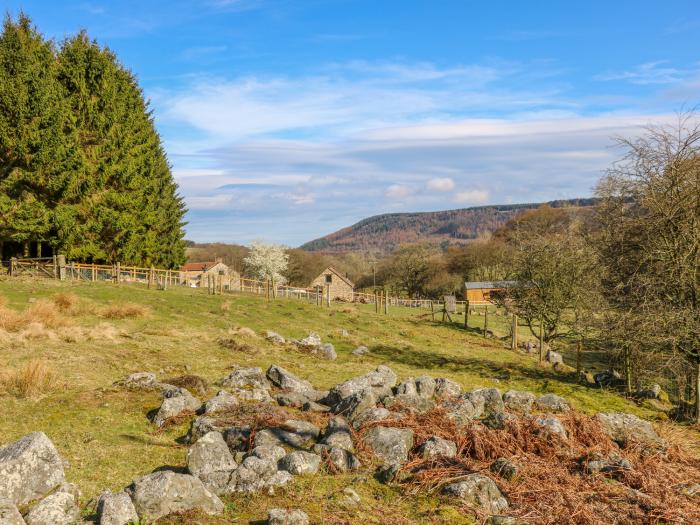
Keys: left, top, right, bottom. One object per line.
{"left": 426, "top": 177, "right": 455, "bottom": 191}
{"left": 595, "top": 61, "right": 696, "bottom": 85}
{"left": 385, "top": 185, "right": 412, "bottom": 199}
{"left": 454, "top": 190, "right": 489, "bottom": 205}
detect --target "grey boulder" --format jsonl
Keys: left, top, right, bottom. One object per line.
{"left": 278, "top": 451, "right": 321, "bottom": 475}
{"left": 0, "top": 432, "right": 66, "bottom": 506}
{"left": 321, "top": 417, "right": 354, "bottom": 452}
{"left": 123, "top": 372, "right": 158, "bottom": 390}
{"left": 535, "top": 394, "right": 570, "bottom": 413}
{"left": 152, "top": 393, "right": 201, "bottom": 427}
{"left": 434, "top": 378, "right": 462, "bottom": 398}
{"left": 502, "top": 390, "right": 535, "bottom": 414}
{"left": 465, "top": 388, "right": 504, "bottom": 417}
{"left": 187, "top": 432, "right": 237, "bottom": 494}
{"left": 96, "top": 491, "right": 139, "bottom": 525}
{"left": 333, "top": 388, "right": 377, "bottom": 419}
{"left": 533, "top": 415, "right": 568, "bottom": 440}
{"left": 268, "top": 508, "right": 309, "bottom": 525}
{"left": 0, "top": 498, "right": 25, "bottom": 525}
{"left": 203, "top": 390, "right": 239, "bottom": 414}
{"left": 266, "top": 365, "right": 315, "bottom": 395}
{"left": 326, "top": 366, "right": 397, "bottom": 406}
{"left": 316, "top": 343, "right": 337, "bottom": 360}
{"left": 363, "top": 426, "right": 414, "bottom": 464}
{"left": 265, "top": 331, "right": 286, "bottom": 344}
{"left": 442, "top": 473, "right": 508, "bottom": 514}
{"left": 351, "top": 346, "right": 369, "bottom": 356}
{"left": 594, "top": 412, "right": 662, "bottom": 448}
{"left": 126, "top": 471, "right": 224, "bottom": 521}
{"left": 419, "top": 436, "right": 457, "bottom": 459}
{"left": 219, "top": 367, "right": 269, "bottom": 390}
{"left": 23, "top": 492, "right": 79, "bottom": 525}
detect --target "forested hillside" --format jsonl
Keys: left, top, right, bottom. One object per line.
{"left": 0, "top": 15, "right": 186, "bottom": 267}
{"left": 301, "top": 198, "right": 596, "bottom": 254}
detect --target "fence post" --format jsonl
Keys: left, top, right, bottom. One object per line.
{"left": 57, "top": 255, "right": 66, "bottom": 281}
{"left": 430, "top": 300, "right": 434, "bottom": 321}
{"left": 511, "top": 313, "right": 518, "bottom": 350}
{"left": 9, "top": 257, "right": 16, "bottom": 277}
{"left": 326, "top": 284, "right": 331, "bottom": 307}
{"left": 116, "top": 262, "right": 121, "bottom": 283}
{"left": 384, "top": 290, "right": 388, "bottom": 315}
{"left": 464, "top": 300, "right": 469, "bottom": 328}
{"left": 52, "top": 255, "right": 57, "bottom": 279}
{"left": 483, "top": 306, "right": 488, "bottom": 337}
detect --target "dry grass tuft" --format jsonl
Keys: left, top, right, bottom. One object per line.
{"left": 217, "top": 337, "right": 254, "bottom": 353}
{"left": 220, "top": 300, "right": 232, "bottom": 313}
{"left": 228, "top": 325, "right": 257, "bottom": 338}
{"left": 0, "top": 360, "right": 59, "bottom": 399}
{"left": 356, "top": 407, "right": 700, "bottom": 525}
{"left": 52, "top": 292, "right": 79, "bottom": 313}
{"left": 99, "top": 302, "right": 150, "bottom": 319}
{"left": 0, "top": 299, "right": 68, "bottom": 332}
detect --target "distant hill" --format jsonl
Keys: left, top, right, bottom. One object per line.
{"left": 301, "top": 198, "right": 597, "bottom": 254}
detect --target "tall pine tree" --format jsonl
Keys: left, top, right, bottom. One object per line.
{"left": 0, "top": 15, "right": 186, "bottom": 267}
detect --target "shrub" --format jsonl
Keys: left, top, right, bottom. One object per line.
{"left": 52, "top": 292, "right": 78, "bottom": 313}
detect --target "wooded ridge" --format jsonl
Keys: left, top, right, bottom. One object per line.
{"left": 301, "top": 198, "right": 596, "bottom": 254}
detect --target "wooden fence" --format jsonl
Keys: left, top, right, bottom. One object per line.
{"left": 0, "top": 256, "right": 479, "bottom": 315}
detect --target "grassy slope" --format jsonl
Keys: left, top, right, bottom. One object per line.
{"left": 0, "top": 279, "right": 671, "bottom": 523}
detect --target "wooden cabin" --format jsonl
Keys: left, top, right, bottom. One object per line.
{"left": 464, "top": 281, "right": 515, "bottom": 305}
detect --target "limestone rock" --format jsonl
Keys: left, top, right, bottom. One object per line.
{"left": 533, "top": 415, "right": 567, "bottom": 440}
{"left": 0, "top": 498, "right": 24, "bottom": 525}
{"left": 502, "top": 390, "right": 535, "bottom": 414}
{"left": 415, "top": 376, "right": 436, "bottom": 398}
{"left": 187, "top": 432, "right": 237, "bottom": 494}
{"left": 490, "top": 458, "right": 518, "bottom": 481}
{"left": 266, "top": 365, "right": 315, "bottom": 395}
{"left": 351, "top": 346, "right": 369, "bottom": 356}
{"left": 23, "top": 492, "right": 79, "bottom": 525}
{"left": 395, "top": 378, "right": 418, "bottom": 396}
{"left": 275, "top": 391, "right": 311, "bottom": 408}
{"left": 326, "top": 447, "right": 361, "bottom": 473}
{"left": 321, "top": 417, "right": 354, "bottom": 452}
{"left": 0, "top": 432, "right": 66, "bottom": 506}
{"left": 383, "top": 393, "right": 435, "bottom": 413}
{"left": 96, "top": 491, "right": 139, "bottom": 525}
{"left": 246, "top": 445, "right": 286, "bottom": 463}
{"left": 123, "top": 372, "right": 158, "bottom": 390}
{"left": 465, "top": 388, "right": 504, "bottom": 417}
{"left": 203, "top": 390, "right": 239, "bottom": 415}
{"left": 268, "top": 509, "right": 309, "bottom": 525}
{"left": 594, "top": 413, "right": 662, "bottom": 448}
{"left": 278, "top": 451, "right": 321, "bottom": 475}
{"left": 434, "top": 378, "right": 462, "bottom": 398}
{"left": 442, "top": 473, "right": 508, "bottom": 514}
{"left": 152, "top": 392, "right": 201, "bottom": 427}
{"left": 316, "top": 343, "right": 337, "bottom": 360}
{"left": 444, "top": 397, "right": 480, "bottom": 425}
{"left": 535, "top": 394, "right": 570, "bottom": 413}
{"left": 483, "top": 412, "right": 516, "bottom": 430}
{"left": 333, "top": 388, "right": 377, "bottom": 419}
{"left": 326, "top": 366, "right": 397, "bottom": 406}
{"left": 419, "top": 437, "right": 457, "bottom": 459}
{"left": 363, "top": 427, "right": 414, "bottom": 464}
{"left": 254, "top": 420, "right": 320, "bottom": 449}
{"left": 126, "top": 471, "right": 224, "bottom": 520}
{"left": 222, "top": 426, "right": 252, "bottom": 452}
{"left": 219, "top": 367, "right": 269, "bottom": 390}
{"left": 583, "top": 453, "right": 632, "bottom": 478}
{"left": 351, "top": 407, "right": 392, "bottom": 429}
{"left": 296, "top": 332, "right": 322, "bottom": 348}
{"left": 265, "top": 331, "right": 286, "bottom": 344}
{"left": 186, "top": 416, "right": 228, "bottom": 444}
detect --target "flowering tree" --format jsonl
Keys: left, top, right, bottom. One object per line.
{"left": 243, "top": 241, "right": 289, "bottom": 285}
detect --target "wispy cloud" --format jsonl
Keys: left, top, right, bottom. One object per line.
{"left": 595, "top": 61, "right": 696, "bottom": 85}
{"left": 180, "top": 45, "right": 227, "bottom": 61}
{"left": 427, "top": 178, "right": 455, "bottom": 191}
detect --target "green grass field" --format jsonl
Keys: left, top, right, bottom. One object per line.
{"left": 0, "top": 278, "right": 682, "bottom": 523}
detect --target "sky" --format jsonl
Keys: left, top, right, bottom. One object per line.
{"left": 5, "top": 1, "right": 700, "bottom": 245}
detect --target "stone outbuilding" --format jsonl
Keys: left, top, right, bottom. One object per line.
{"left": 180, "top": 258, "right": 240, "bottom": 289}
{"left": 310, "top": 266, "right": 354, "bottom": 302}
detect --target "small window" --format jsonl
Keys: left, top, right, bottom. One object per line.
{"left": 325, "top": 274, "right": 332, "bottom": 284}
{"left": 219, "top": 270, "right": 225, "bottom": 275}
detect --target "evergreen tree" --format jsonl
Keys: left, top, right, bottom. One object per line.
{"left": 0, "top": 14, "right": 80, "bottom": 257}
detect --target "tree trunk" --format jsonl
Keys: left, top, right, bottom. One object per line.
{"left": 576, "top": 339, "right": 582, "bottom": 378}
{"left": 538, "top": 319, "right": 544, "bottom": 364}
{"left": 624, "top": 347, "right": 632, "bottom": 394}
{"left": 696, "top": 357, "right": 700, "bottom": 422}
{"left": 23, "top": 240, "right": 30, "bottom": 257}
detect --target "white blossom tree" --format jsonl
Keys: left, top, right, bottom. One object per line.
{"left": 243, "top": 241, "right": 289, "bottom": 286}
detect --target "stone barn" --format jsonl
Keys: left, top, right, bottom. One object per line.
{"left": 180, "top": 258, "right": 240, "bottom": 289}
{"left": 310, "top": 266, "right": 355, "bottom": 302}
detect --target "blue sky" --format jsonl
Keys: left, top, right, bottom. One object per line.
{"left": 6, "top": 1, "right": 700, "bottom": 245}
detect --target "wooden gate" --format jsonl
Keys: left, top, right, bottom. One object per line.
{"left": 9, "top": 257, "right": 58, "bottom": 279}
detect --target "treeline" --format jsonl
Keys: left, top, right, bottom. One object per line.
{"left": 0, "top": 14, "right": 186, "bottom": 267}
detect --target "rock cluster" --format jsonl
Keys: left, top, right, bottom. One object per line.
{"left": 1, "top": 364, "right": 670, "bottom": 524}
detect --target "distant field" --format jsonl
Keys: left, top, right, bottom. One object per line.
{"left": 0, "top": 278, "right": 683, "bottom": 523}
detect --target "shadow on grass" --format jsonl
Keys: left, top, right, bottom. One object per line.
{"left": 368, "top": 343, "right": 581, "bottom": 387}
